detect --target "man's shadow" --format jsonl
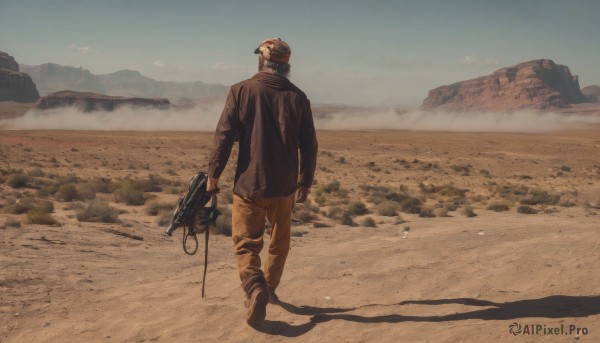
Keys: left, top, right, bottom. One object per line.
{"left": 253, "top": 295, "right": 600, "bottom": 337}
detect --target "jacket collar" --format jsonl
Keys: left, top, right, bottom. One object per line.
{"left": 251, "top": 72, "right": 290, "bottom": 90}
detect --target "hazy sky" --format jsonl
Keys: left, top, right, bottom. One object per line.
{"left": 1, "top": 0, "right": 599, "bottom": 106}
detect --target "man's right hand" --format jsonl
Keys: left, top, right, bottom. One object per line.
{"left": 296, "top": 186, "right": 309, "bottom": 203}
{"left": 207, "top": 177, "right": 220, "bottom": 193}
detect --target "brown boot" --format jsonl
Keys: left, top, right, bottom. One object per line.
{"left": 246, "top": 284, "right": 269, "bottom": 325}
{"left": 242, "top": 274, "right": 269, "bottom": 325}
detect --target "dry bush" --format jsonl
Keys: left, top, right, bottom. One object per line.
{"left": 376, "top": 201, "right": 398, "bottom": 216}
{"left": 26, "top": 206, "right": 57, "bottom": 225}
{"left": 111, "top": 179, "right": 147, "bottom": 205}
{"left": 5, "top": 218, "right": 21, "bottom": 228}
{"left": 212, "top": 207, "right": 232, "bottom": 236}
{"left": 520, "top": 190, "right": 560, "bottom": 206}
{"left": 487, "top": 201, "right": 512, "bottom": 212}
{"left": 327, "top": 206, "right": 343, "bottom": 220}
{"left": 346, "top": 200, "right": 368, "bottom": 216}
{"left": 419, "top": 207, "right": 436, "bottom": 218}
{"left": 6, "top": 174, "right": 30, "bottom": 188}
{"left": 57, "top": 183, "right": 83, "bottom": 202}
{"left": 463, "top": 206, "right": 477, "bottom": 218}
{"left": 517, "top": 205, "right": 538, "bottom": 214}
{"left": 434, "top": 207, "right": 449, "bottom": 217}
{"left": 399, "top": 197, "right": 422, "bottom": 214}
{"left": 492, "top": 183, "right": 529, "bottom": 200}
{"left": 315, "top": 193, "right": 327, "bottom": 206}
{"left": 76, "top": 200, "right": 120, "bottom": 223}
{"left": 340, "top": 211, "right": 355, "bottom": 226}
{"left": 362, "top": 216, "right": 377, "bottom": 227}
{"left": 28, "top": 168, "right": 45, "bottom": 177}
{"left": 146, "top": 200, "right": 175, "bottom": 216}
{"left": 4, "top": 198, "right": 54, "bottom": 215}
{"left": 450, "top": 164, "right": 471, "bottom": 175}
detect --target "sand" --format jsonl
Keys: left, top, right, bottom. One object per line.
{"left": 1, "top": 129, "right": 599, "bottom": 342}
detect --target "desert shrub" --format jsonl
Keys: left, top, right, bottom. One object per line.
{"left": 74, "top": 182, "right": 100, "bottom": 200}
{"left": 111, "top": 179, "right": 147, "bottom": 205}
{"left": 26, "top": 206, "right": 56, "bottom": 225}
{"left": 146, "top": 200, "right": 175, "bottom": 216}
{"left": 419, "top": 207, "right": 436, "bottom": 218}
{"left": 57, "top": 183, "right": 83, "bottom": 202}
{"left": 559, "top": 199, "right": 576, "bottom": 207}
{"left": 487, "top": 201, "right": 512, "bottom": 212}
{"left": 340, "top": 211, "right": 355, "bottom": 226}
{"left": 463, "top": 206, "right": 477, "bottom": 218}
{"left": 376, "top": 201, "right": 398, "bottom": 216}
{"left": 315, "top": 193, "right": 327, "bottom": 206}
{"left": 220, "top": 189, "right": 234, "bottom": 204}
{"left": 297, "top": 209, "right": 316, "bottom": 223}
{"left": 451, "top": 164, "right": 471, "bottom": 175}
{"left": 399, "top": 197, "right": 422, "bottom": 214}
{"left": 517, "top": 205, "right": 538, "bottom": 214}
{"left": 28, "top": 168, "right": 45, "bottom": 177}
{"left": 346, "top": 200, "right": 368, "bottom": 216}
{"left": 7, "top": 174, "right": 30, "bottom": 188}
{"left": 5, "top": 218, "right": 21, "bottom": 228}
{"left": 212, "top": 207, "right": 232, "bottom": 236}
{"left": 362, "top": 217, "right": 377, "bottom": 227}
{"left": 320, "top": 180, "right": 340, "bottom": 194}
{"left": 418, "top": 182, "right": 438, "bottom": 194}
{"left": 493, "top": 183, "right": 529, "bottom": 199}
{"left": 434, "top": 207, "right": 449, "bottom": 217}
{"left": 386, "top": 191, "right": 410, "bottom": 203}
{"left": 327, "top": 206, "right": 343, "bottom": 220}
{"left": 439, "top": 184, "right": 468, "bottom": 198}
{"left": 521, "top": 190, "right": 560, "bottom": 205}
{"left": 76, "top": 200, "right": 120, "bottom": 223}
{"left": 133, "top": 178, "right": 163, "bottom": 192}
{"left": 56, "top": 174, "right": 79, "bottom": 186}
{"left": 4, "top": 198, "right": 53, "bottom": 215}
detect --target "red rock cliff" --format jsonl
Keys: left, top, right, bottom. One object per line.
{"left": 36, "top": 91, "right": 170, "bottom": 111}
{"left": 0, "top": 51, "right": 40, "bottom": 103}
{"left": 422, "top": 59, "right": 588, "bottom": 111}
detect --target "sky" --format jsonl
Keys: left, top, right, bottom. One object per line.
{"left": 1, "top": 0, "right": 599, "bottom": 107}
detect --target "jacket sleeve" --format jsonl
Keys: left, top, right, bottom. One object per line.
{"left": 298, "top": 98, "right": 318, "bottom": 188}
{"left": 208, "top": 89, "right": 239, "bottom": 179}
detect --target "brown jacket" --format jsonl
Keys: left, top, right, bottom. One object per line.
{"left": 209, "top": 72, "right": 318, "bottom": 199}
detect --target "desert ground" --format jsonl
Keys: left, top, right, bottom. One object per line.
{"left": 1, "top": 126, "right": 599, "bottom": 342}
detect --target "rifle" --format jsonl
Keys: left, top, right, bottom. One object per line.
{"left": 165, "top": 171, "right": 220, "bottom": 297}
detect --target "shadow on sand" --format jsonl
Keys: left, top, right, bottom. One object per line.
{"left": 253, "top": 295, "right": 600, "bottom": 337}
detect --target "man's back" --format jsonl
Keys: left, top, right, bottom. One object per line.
{"left": 209, "top": 71, "right": 317, "bottom": 199}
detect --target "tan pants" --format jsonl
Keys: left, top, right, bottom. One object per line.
{"left": 232, "top": 193, "right": 295, "bottom": 289}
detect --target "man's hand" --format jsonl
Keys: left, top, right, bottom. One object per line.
{"left": 296, "top": 186, "right": 309, "bottom": 203}
{"left": 207, "top": 177, "right": 220, "bottom": 193}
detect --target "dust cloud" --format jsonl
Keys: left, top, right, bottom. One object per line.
{"left": 1, "top": 105, "right": 599, "bottom": 132}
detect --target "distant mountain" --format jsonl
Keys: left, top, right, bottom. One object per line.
{"left": 20, "top": 63, "right": 227, "bottom": 99}
{"left": 422, "top": 59, "right": 588, "bottom": 111}
{"left": 582, "top": 85, "right": 600, "bottom": 103}
{"left": 0, "top": 51, "right": 39, "bottom": 103}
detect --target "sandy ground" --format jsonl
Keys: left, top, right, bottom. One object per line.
{"left": 1, "top": 128, "right": 600, "bottom": 342}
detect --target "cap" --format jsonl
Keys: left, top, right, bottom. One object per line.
{"left": 253, "top": 37, "right": 291, "bottom": 64}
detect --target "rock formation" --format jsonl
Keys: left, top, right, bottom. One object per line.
{"left": 582, "top": 85, "right": 600, "bottom": 103}
{"left": 0, "top": 52, "right": 40, "bottom": 103}
{"left": 36, "top": 91, "right": 170, "bottom": 111}
{"left": 422, "top": 59, "right": 588, "bottom": 111}
{"left": 21, "top": 63, "right": 227, "bottom": 99}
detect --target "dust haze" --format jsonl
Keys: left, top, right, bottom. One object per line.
{"left": 1, "top": 104, "right": 599, "bottom": 132}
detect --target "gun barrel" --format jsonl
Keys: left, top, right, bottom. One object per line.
{"left": 165, "top": 223, "right": 177, "bottom": 236}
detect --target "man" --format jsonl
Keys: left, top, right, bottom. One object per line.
{"left": 207, "top": 37, "right": 318, "bottom": 325}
